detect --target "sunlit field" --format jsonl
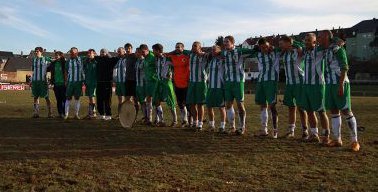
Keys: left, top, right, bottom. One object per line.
{"left": 0, "top": 90, "right": 377, "bottom": 191}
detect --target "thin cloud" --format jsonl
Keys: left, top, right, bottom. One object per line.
{"left": 0, "top": 6, "right": 50, "bottom": 37}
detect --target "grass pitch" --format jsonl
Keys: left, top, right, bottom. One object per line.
{"left": 0, "top": 90, "right": 377, "bottom": 191}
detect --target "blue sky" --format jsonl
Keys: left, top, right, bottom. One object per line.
{"left": 1, "top": 0, "right": 377, "bottom": 54}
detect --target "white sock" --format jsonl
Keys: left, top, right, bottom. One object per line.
{"left": 75, "top": 100, "right": 80, "bottom": 115}
{"left": 345, "top": 113, "right": 358, "bottom": 142}
{"left": 331, "top": 114, "right": 342, "bottom": 141}
{"left": 311, "top": 127, "right": 319, "bottom": 135}
{"left": 227, "top": 107, "right": 235, "bottom": 128}
{"left": 157, "top": 105, "right": 164, "bottom": 122}
{"left": 33, "top": 103, "right": 39, "bottom": 114}
{"left": 261, "top": 108, "right": 268, "bottom": 132}
{"left": 171, "top": 107, "right": 177, "bottom": 123}
{"left": 209, "top": 121, "right": 215, "bottom": 127}
{"left": 65, "top": 100, "right": 70, "bottom": 116}
{"left": 183, "top": 107, "right": 188, "bottom": 122}
{"left": 147, "top": 102, "right": 153, "bottom": 122}
{"left": 220, "top": 121, "right": 226, "bottom": 129}
{"left": 288, "top": 124, "right": 295, "bottom": 132}
{"left": 198, "top": 121, "right": 203, "bottom": 128}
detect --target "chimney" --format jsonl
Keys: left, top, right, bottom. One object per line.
{"left": 21, "top": 51, "right": 23, "bottom": 56}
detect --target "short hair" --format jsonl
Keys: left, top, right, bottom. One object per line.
{"left": 152, "top": 43, "right": 163, "bottom": 52}
{"left": 139, "top": 44, "right": 149, "bottom": 50}
{"left": 319, "top": 30, "right": 334, "bottom": 40}
{"left": 258, "top": 38, "right": 268, "bottom": 45}
{"left": 279, "top": 35, "right": 293, "bottom": 44}
{"left": 306, "top": 33, "right": 316, "bottom": 39}
{"left": 70, "top": 47, "right": 78, "bottom": 52}
{"left": 88, "top": 49, "right": 96, "bottom": 53}
{"left": 192, "top": 41, "right": 201, "bottom": 47}
{"left": 176, "top": 42, "right": 184, "bottom": 47}
{"left": 34, "top": 47, "right": 43, "bottom": 52}
{"left": 124, "top": 43, "right": 133, "bottom": 49}
{"left": 224, "top": 35, "right": 235, "bottom": 44}
{"left": 117, "top": 47, "right": 125, "bottom": 52}
{"left": 54, "top": 51, "right": 64, "bottom": 57}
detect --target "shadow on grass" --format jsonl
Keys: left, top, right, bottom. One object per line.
{"left": 0, "top": 117, "right": 320, "bottom": 160}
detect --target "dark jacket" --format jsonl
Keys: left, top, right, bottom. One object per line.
{"left": 48, "top": 57, "right": 66, "bottom": 86}
{"left": 94, "top": 56, "right": 118, "bottom": 84}
{"left": 126, "top": 53, "right": 137, "bottom": 81}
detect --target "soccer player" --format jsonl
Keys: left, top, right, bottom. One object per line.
{"left": 222, "top": 36, "right": 255, "bottom": 135}
{"left": 152, "top": 43, "right": 178, "bottom": 127}
{"left": 114, "top": 47, "right": 128, "bottom": 119}
{"left": 168, "top": 42, "right": 191, "bottom": 127}
{"left": 254, "top": 38, "right": 280, "bottom": 138}
{"left": 83, "top": 49, "right": 97, "bottom": 119}
{"left": 279, "top": 35, "right": 309, "bottom": 139}
{"left": 139, "top": 44, "right": 157, "bottom": 125}
{"left": 124, "top": 43, "right": 139, "bottom": 111}
{"left": 187, "top": 41, "right": 209, "bottom": 131}
{"left": 322, "top": 31, "right": 360, "bottom": 151}
{"left": 64, "top": 47, "right": 85, "bottom": 120}
{"left": 48, "top": 51, "right": 66, "bottom": 118}
{"left": 301, "top": 33, "right": 330, "bottom": 144}
{"left": 135, "top": 48, "right": 147, "bottom": 122}
{"left": 31, "top": 47, "right": 52, "bottom": 118}
{"left": 206, "top": 45, "right": 227, "bottom": 133}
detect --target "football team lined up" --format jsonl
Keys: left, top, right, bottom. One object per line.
{"left": 30, "top": 31, "right": 360, "bottom": 152}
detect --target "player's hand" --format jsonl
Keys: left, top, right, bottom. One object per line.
{"left": 338, "top": 84, "right": 344, "bottom": 97}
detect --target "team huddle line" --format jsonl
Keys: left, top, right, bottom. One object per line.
{"left": 30, "top": 32, "right": 360, "bottom": 152}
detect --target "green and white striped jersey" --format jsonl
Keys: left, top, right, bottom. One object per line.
{"left": 208, "top": 57, "right": 224, "bottom": 89}
{"left": 84, "top": 58, "right": 97, "bottom": 85}
{"left": 156, "top": 56, "right": 173, "bottom": 80}
{"left": 135, "top": 58, "right": 145, "bottom": 87}
{"left": 303, "top": 47, "right": 326, "bottom": 85}
{"left": 32, "top": 56, "right": 51, "bottom": 82}
{"left": 66, "top": 57, "right": 85, "bottom": 83}
{"left": 281, "top": 49, "right": 304, "bottom": 85}
{"left": 222, "top": 48, "right": 255, "bottom": 83}
{"left": 114, "top": 57, "right": 127, "bottom": 83}
{"left": 189, "top": 53, "right": 208, "bottom": 83}
{"left": 325, "top": 45, "right": 349, "bottom": 85}
{"left": 256, "top": 51, "right": 279, "bottom": 82}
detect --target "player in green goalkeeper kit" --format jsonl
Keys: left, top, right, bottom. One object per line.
{"left": 139, "top": 44, "right": 157, "bottom": 125}
{"left": 83, "top": 49, "right": 97, "bottom": 119}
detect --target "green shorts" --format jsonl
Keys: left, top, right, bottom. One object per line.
{"left": 300, "top": 84, "right": 325, "bottom": 112}
{"left": 283, "top": 84, "right": 302, "bottom": 107}
{"left": 325, "top": 83, "right": 351, "bottom": 111}
{"left": 145, "top": 80, "right": 157, "bottom": 97}
{"left": 136, "top": 85, "right": 146, "bottom": 103}
{"left": 206, "top": 88, "right": 225, "bottom": 107}
{"left": 224, "top": 81, "right": 244, "bottom": 102}
{"left": 186, "top": 82, "right": 207, "bottom": 105}
{"left": 85, "top": 82, "right": 96, "bottom": 97}
{"left": 153, "top": 79, "right": 176, "bottom": 109}
{"left": 66, "top": 81, "right": 83, "bottom": 98}
{"left": 255, "top": 81, "right": 277, "bottom": 105}
{"left": 115, "top": 82, "right": 126, "bottom": 96}
{"left": 31, "top": 81, "right": 49, "bottom": 98}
